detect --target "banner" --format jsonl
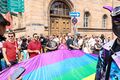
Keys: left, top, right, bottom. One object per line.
{"left": 0, "top": 0, "right": 24, "bottom": 14}
{"left": 0, "top": 0, "right": 8, "bottom": 14}
{"left": 8, "top": 0, "right": 24, "bottom": 12}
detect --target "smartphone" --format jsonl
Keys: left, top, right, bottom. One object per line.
{"left": 11, "top": 67, "right": 25, "bottom": 80}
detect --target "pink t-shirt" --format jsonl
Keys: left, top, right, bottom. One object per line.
{"left": 58, "top": 43, "right": 68, "bottom": 50}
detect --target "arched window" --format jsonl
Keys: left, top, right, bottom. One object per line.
{"left": 84, "top": 12, "right": 90, "bottom": 27}
{"left": 50, "top": 1, "right": 70, "bottom": 16}
{"left": 102, "top": 14, "right": 107, "bottom": 28}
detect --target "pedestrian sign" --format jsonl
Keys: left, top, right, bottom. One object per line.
{"left": 69, "top": 12, "right": 80, "bottom": 17}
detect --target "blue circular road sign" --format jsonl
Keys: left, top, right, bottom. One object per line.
{"left": 72, "top": 17, "right": 78, "bottom": 25}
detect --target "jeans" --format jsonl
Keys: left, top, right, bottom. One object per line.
{"left": 4, "top": 60, "right": 18, "bottom": 69}
{"left": 0, "top": 58, "right": 6, "bottom": 71}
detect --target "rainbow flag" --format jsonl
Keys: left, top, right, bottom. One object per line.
{"left": 0, "top": 50, "right": 97, "bottom": 80}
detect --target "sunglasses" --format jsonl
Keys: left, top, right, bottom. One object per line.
{"left": 113, "top": 21, "right": 120, "bottom": 25}
{"left": 8, "top": 36, "right": 14, "bottom": 38}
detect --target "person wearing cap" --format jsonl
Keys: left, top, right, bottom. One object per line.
{"left": 0, "top": 13, "right": 10, "bottom": 71}
{"left": 95, "top": 6, "right": 120, "bottom": 80}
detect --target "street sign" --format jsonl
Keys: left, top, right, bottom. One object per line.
{"left": 72, "top": 17, "right": 78, "bottom": 25}
{"left": 69, "top": 12, "right": 80, "bottom": 17}
{"left": 0, "top": 0, "right": 8, "bottom": 14}
{"left": 8, "top": 0, "right": 24, "bottom": 12}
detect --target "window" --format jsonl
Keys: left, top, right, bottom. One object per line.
{"left": 84, "top": 12, "right": 90, "bottom": 27}
{"left": 50, "top": 1, "right": 70, "bottom": 16}
{"left": 102, "top": 14, "right": 107, "bottom": 28}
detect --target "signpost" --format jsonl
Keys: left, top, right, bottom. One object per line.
{"left": 69, "top": 11, "right": 80, "bottom": 34}
{"left": 69, "top": 12, "right": 80, "bottom": 45}
{"left": 69, "top": 12, "right": 80, "bottom": 17}
{"left": 69, "top": 11, "right": 80, "bottom": 31}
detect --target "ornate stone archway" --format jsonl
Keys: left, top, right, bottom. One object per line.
{"left": 49, "top": 0, "right": 73, "bottom": 36}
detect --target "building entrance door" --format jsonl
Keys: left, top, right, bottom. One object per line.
{"left": 50, "top": 17, "right": 71, "bottom": 35}
{"left": 50, "top": 1, "right": 71, "bottom": 36}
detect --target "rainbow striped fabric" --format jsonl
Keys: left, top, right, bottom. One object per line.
{"left": 0, "top": 50, "right": 97, "bottom": 80}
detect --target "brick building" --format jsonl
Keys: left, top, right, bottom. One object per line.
{"left": 11, "top": 0, "right": 120, "bottom": 38}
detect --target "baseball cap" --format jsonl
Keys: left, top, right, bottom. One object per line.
{"left": 111, "top": 6, "right": 120, "bottom": 22}
{"left": 0, "top": 13, "right": 10, "bottom": 27}
{"left": 111, "top": 6, "right": 120, "bottom": 16}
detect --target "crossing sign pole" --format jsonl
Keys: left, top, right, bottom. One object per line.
{"left": 69, "top": 12, "right": 80, "bottom": 44}
{"left": 72, "top": 17, "right": 77, "bottom": 43}
{"left": 69, "top": 12, "right": 80, "bottom": 33}
{"left": 72, "top": 17, "right": 78, "bottom": 25}
{"left": 72, "top": 17, "right": 77, "bottom": 34}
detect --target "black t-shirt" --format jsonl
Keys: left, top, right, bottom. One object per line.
{"left": 112, "top": 40, "right": 120, "bottom": 52}
{"left": 21, "top": 42, "right": 28, "bottom": 50}
{"left": 0, "top": 48, "right": 3, "bottom": 59}
{"left": 0, "top": 36, "right": 5, "bottom": 59}
{"left": 0, "top": 35, "right": 6, "bottom": 42}
{"left": 40, "top": 37, "right": 47, "bottom": 46}
{"left": 66, "top": 39, "right": 73, "bottom": 50}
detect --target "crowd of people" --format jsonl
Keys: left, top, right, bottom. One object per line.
{"left": 1, "top": 5, "right": 120, "bottom": 80}
{"left": 0, "top": 30, "right": 112, "bottom": 72}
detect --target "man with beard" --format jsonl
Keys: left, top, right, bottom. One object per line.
{"left": 95, "top": 6, "right": 120, "bottom": 80}
{"left": 0, "top": 14, "right": 10, "bottom": 71}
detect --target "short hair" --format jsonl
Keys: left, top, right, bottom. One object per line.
{"left": 33, "top": 33, "right": 37, "bottom": 37}
{"left": 0, "top": 14, "right": 10, "bottom": 27}
{"left": 8, "top": 31, "right": 15, "bottom": 37}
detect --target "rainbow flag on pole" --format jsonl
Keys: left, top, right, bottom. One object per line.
{"left": 0, "top": 50, "right": 97, "bottom": 80}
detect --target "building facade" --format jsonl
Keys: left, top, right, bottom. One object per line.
{"left": 11, "top": 0, "right": 120, "bottom": 38}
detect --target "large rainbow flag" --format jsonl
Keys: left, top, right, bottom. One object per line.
{"left": 0, "top": 50, "right": 97, "bottom": 80}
